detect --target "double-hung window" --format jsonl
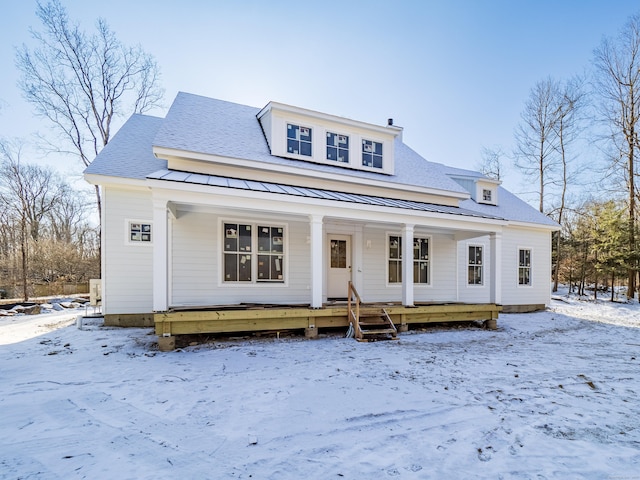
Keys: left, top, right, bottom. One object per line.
{"left": 326, "top": 132, "right": 349, "bottom": 163}
{"left": 362, "top": 139, "right": 383, "bottom": 168}
{"left": 287, "top": 124, "right": 312, "bottom": 157}
{"left": 258, "top": 226, "right": 284, "bottom": 281}
{"left": 223, "top": 223, "right": 285, "bottom": 283}
{"left": 388, "top": 235, "right": 430, "bottom": 284}
{"left": 519, "top": 249, "right": 531, "bottom": 286}
{"left": 468, "top": 245, "right": 483, "bottom": 285}
{"left": 388, "top": 236, "right": 402, "bottom": 283}
{"left": 413, "top": 238, "right": 430, "bottom": 284}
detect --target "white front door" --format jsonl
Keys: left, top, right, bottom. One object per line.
{"left": 327, "top": 234, "right": 351, "bottom": 299}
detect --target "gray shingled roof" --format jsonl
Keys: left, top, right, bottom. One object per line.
{"left": 153, "top": 92, "right": 469, "bottom": 195}
{"left": 84, "top": 93, "right": 558, "bottom": 228}
{"left": 84, "top": 114, "right": 166, "bottom": 179}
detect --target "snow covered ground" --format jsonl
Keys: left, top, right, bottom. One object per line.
{"left": 1, "top": 294, "right": 639, "bottom": 479}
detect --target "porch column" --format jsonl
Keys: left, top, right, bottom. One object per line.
{"left": 153, "top": 199, "right": 169, "bottom": 312}
{"left": 310, "top": 215, "right": 324, "bottom": 308}
{"left": 490, "top": 232, "right": 502, "bottom": 305}
{"left": 402, "top": 223, "right": 414, "bottom": 307}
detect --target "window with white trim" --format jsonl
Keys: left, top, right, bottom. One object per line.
{"left": 129, "top": 221, "right": 152, "bottom": 243}
{"left": 482, "top": 189, "right": 492, "bottom": 202}
{"left": 223, "top": 223, "right": 285, "bottom": 283}
{"left": 413, "top": 237, "right": 430, "bottom": 284}
{"left": 326, "top": 132, "right": 349, "bottom": 163}
{"left": 257, "top": 226, "right": 284, "bottom": 281}
{"left": 362, "top": 139, "right": 383, "bottom": 168}
{"left": 519, "top": 249, "right": 531, "bottom": 286}
{"left": 287, "top": 124, "right": 312, "bottom": 156}
{"left": 468, "top": 245, "right": 483, "bottom": 285}
{"left": 388, "top": 236, "right": 402, "bottom": 283}
{"left": 388, "top": 235, "right": 430, "bottom": 284}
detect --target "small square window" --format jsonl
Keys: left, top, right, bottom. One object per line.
{"left": 362, "top": 139, "right": 383, "bottom": 168}
{"left": 287, "top": 124, "right": 312, "bottom": 157}
{"left": 129, "top": 222, "right": 152, "bottom": 243}
{"left": 327, "top": 132, "right": 349, "bottom": 163}
{"left": 482, "top": 189, "right": 493, "bottom": 202}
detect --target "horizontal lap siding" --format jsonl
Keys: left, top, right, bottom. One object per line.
{"left": 501, "top": 227, "right": 552, "bottom": 307}
{"left": 362, "top": 227, "right": 398, "bottom": 303}
{"left": 171, "top": 212, "right": 216, "bottom": 304}
{"left": 416, "top": 233, "right": 457, "bottom": 302}
{"left": 103, "top": 187, "right": 154, "bottom": 314}
{"left": 171, "top": 214, "right": 310, "bottom": 305}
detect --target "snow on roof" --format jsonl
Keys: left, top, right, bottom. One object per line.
{"left": 459, "top": 187, "right": 558, "bottom": 227}
{"left": 84, "top": 114, "right": 166, "bottom": 179}
{"left": 84, "top": 92, "right": 558, "bottom": 228}
{"left": 152, "top": 92, "right": 469, "bottom": 195}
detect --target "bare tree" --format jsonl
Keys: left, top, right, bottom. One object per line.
{"left": 15, "top": 0, "right": 164, "bottom": 220}
{"left": 550, "top": 76, "right": 586, "bottom": 292}
{"left": 593, "top": 13, "right": 640, "bottom": 299}
{"left": 514, "top": 77, "right": 563, "bottom": 214}
{"left": 0, "top": 141, "right": 63, "bottom": 300}
{"left": 478, "top": 146, "right": 505, "bottom": 181}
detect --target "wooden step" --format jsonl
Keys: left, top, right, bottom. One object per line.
{"left": 361, "top": 328, "right": 397, "bottom": 335}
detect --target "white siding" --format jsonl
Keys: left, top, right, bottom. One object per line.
{"left": 102, "top": 186, "right": 154, "bottom": 314}
{"left": 171, "top": 213, "right": 311, "bottom": 305}
{"left": 362, "top": 227, "right": 397, "bottom": 303}
{"left": 501, "top": 227, "right": 552, "bottom": 307}
{"left": 421, "top": 233, "right": 458, "bottom": 302}
{"left": 171, "top": 211, "right": 216, "bottom": 304}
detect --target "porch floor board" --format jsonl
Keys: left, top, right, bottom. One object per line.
{"left": 154, "top": 302, "right": 501, "bottom": 337}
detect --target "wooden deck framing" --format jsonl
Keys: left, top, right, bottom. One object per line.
{"left": 154, "top": 302, "right": 501, "bottom": 339}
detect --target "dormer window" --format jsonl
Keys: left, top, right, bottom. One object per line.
{"left": 287, "top": 124, "right": 312, "bottom": 157}
{"left": 326, "top": 132, "right": 349, "bottom": 163}
{"left": 482, "top": 189, "right": 492, "bottom": 202}
{"left": 362, "top": 139, "right": 383, "bottom": 168}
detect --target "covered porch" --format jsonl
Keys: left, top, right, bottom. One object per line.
{"left": 147, "top": 177, "right": 507, "bottom": 349}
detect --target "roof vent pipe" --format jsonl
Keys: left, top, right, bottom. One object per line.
{"left": 387, "top": 118, "right": 393, "bottom": 126}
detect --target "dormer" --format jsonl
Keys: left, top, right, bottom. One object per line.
{"left": 449, "top": 174, "right": 500, "bottom": 206}
{"left": 257, "top": 101, "right": 402, "bottom": 176}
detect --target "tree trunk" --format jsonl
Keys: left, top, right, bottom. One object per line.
{"left": 611, "top": 269, "right": 616, "bottom": 302}
{"left": 20, "top": 218, "right": 28, "bottom": 301}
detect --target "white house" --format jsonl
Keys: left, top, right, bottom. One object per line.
{"left": 84, "top": 92, "right": 558, "bottom": 342}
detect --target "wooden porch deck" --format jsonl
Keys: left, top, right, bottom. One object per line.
{"left": 154, "top": 302, "right": 501, "bottom": 348}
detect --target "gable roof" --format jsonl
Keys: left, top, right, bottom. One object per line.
{"left": 152, "top": 92, "right": 469, "bottom": 195}
{"left": 84, "top": 92, "right": 558, "bottom": 229}
{"left": 84, "top": 114, "right": 166, "bottom": 179}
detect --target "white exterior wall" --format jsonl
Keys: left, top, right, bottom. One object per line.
{"left": 102, "top": 186, "right": 154, "bottom": 314}
{"left": 501, "top": 226, "right": 552, "bottom": 307}
{"left": 171, "top": 211, "right": 311, "bottom": 305}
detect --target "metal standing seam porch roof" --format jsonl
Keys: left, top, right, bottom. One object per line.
{"left": 147, "top": 168, "right": 506, "bottom": 221}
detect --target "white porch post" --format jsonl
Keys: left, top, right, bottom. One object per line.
{"left": 153, "top": 199, "right": 169, "bottom": 312}
{"left": 402, "top": 223, "right": 414, "bottom": 307}
{"left": 310, "top": 215, "right": 324, "bottom": 308}
{"left": 490, "top": 232, "right": 502, "bottom": 305}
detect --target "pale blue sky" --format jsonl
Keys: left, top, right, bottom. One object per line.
{"left": 1, "top": 0, "right": 638, "bottom": 197}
